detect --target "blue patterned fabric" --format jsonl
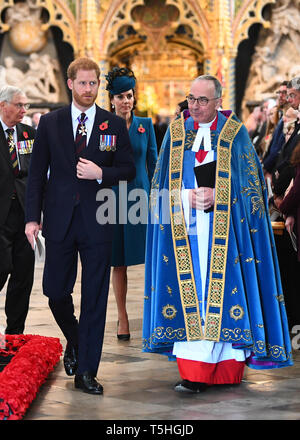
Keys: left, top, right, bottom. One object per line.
{"left": 142, "top": 110, "right": 293, "bottom": 370}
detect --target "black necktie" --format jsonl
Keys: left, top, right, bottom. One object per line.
{"left": 6, "top": 128, "right": 19, "bottom": 176}
{"left": 75, "top": 113, "right": 87, "bottom": 158}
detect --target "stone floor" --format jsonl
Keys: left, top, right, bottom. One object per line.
{"left": 0, "top": 261, "right": 300, "bottom": 421}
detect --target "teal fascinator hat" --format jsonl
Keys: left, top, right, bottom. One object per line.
{"left": 105, "top": 67, "right": 136, "bottom": 95}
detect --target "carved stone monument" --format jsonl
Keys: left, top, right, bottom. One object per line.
{"left": 243, "top": 0, "right": 300, "bottom": 115}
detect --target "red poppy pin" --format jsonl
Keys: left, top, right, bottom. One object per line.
{"left": 23, "top": 131, "right": 28, "bottom": 139}
{"left": 138, "top": 124, "right": 145, "bottom": 133}
{"left": 99, "top": 120, "right": 109, "bottom": 131}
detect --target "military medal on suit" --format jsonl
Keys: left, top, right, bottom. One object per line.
{"left": 99, "top": 134, "right": 117, "bottom": 152}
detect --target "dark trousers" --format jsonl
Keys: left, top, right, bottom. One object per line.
{"left": 44, "top": 205, "right": 112, "bottom": 376}
{"left": 0, "top": 197, "right": 35, "bottom": 334}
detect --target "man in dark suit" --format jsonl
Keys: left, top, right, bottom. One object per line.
{"left": 0, "top": 85, "right": 36, "bottom": 335}
{"left": 25, "top": 58, "right": 136, "bottom": 395}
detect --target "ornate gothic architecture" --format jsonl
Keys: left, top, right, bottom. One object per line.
{"left": 0, "top": 0, "right": 299, "bottom": 118}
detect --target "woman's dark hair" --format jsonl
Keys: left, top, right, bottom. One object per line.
{"left": 106, "top": 67, "right": 137, "bottom": 111}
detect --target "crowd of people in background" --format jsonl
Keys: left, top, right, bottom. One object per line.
{"left": 21, "top": 111, "right": 43, "bottom": 129}
{"left": 244, "top": 77, "right": 300, "bottom": 331}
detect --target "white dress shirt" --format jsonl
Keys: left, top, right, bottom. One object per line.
{"left": 71, "top": 102, "right": 96, "bottom": 146}
{"left": 71, "top": 103, "right": 102, "bottom": 183}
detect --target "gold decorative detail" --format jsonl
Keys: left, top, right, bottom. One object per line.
{"left": 186, "top": 314, "right": 203, "bottom": 339}
{"left": 205, "top": 113, "right": 242, "bottom": 341}
{"left": 142, "top": 326, "right": 186, "bottom": 350}
{"left": 215, "top": 211, "right": 228, "bottom": 237}
{"left": 241, "top": 147, "right": 265, "bottom": 218}
{"left": 210, "top": 280, "right": 224, "bottom": 304}
{"left": 234, "top": 255, "right": 240, "bottom": 265}
{"left": 167, "top": 285, "right": 172, "bottom": 295}
{"left": 229, "top": 305, "right": 245, "bottom": 321}
{"left": 211, "top": 246, "right": 226, "bottom": 273}
{"left": 205, "top": 314, "right": 221, "bottom": 340}
{"left": 169, "top": 112, "right": 203, "bottom": 341}
{"left": 163, "top": 254, "right": 169, "bottom": 264}
{"left": 215, "top": 177, "right": 230, "bottom": 205}
{"left": 181, "top": 280, "right": 197, "bottom": 305}
{"left": 221, "top": 327, "right": 252, "bottom": 342}
{"left": 185, "top": 130, "right": 197, "bottom": 150}
{"left": 162, "top": 304, "right": 177, "bottom": 320}
{"left": 176, "top": 246, "right": 191, "bottom": 273}
{"left": 231, "top": 287, "right": 238, "bottom": 295}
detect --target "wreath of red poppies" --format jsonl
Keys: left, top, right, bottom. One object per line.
{"left": 0, "top": 334, "right": 62, "bottom": 420}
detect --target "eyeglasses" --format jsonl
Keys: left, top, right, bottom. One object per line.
{"left": 287, "top": 93, "right": 299, "bottom": 100}
{"left": 10, "top": 102, "right": 30, "bottom": 110}
{"left": 186, "top": 95, "right": 220, "bottom": 106}
{"left": 275, "top": 91, "right": 287, "bottom": 95}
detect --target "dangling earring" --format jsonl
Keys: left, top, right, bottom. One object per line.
{"left": 111, "top": 104, "right": 115, "bottom": 109}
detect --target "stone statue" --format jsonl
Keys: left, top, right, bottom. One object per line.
{"left": 5, "top": 0, "right": 42, "bottom": 26}
{"left": 3, "top": 57, "right": 25, "bottom": 86}
{"left": 2, "top": 53, "right": 60, "bottom": 103}
{"left": 5, "top": 0, "right": 47, "bottom": 54}
{"left": 243, "top": 0, "right": 300, "bottom": 115}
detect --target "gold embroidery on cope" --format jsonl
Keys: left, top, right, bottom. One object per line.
{"left": 169, "top": 113, "right": 203, "bottom": 341}
{"left": 240, "top": 147, "right": 265, "bottom": 218}
{"left": 204, "top": 114, "right": 242, "bottom": 341}
{"left": 162, "top": 304, "right": 177, "bottom": 320}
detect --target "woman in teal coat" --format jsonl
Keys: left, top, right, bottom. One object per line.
{"left": 106, "top": 67, "right": 157, "bottom": 340}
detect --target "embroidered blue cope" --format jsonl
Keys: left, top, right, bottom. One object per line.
{"left": 142, "top": 110, "right": 293, "bottom": 370}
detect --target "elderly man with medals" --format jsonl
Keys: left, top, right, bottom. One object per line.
{"left": 142, "top": 75, "right": 293, "bottom": 393}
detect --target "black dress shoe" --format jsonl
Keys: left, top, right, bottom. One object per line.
{"left": 75, "top": 372, "right": 103, "bottom": 395}
{"left": 174, "top": 379, "right": 207, "bottom": 393}
{"left": 117, "top": 333, "right": 130, "bottom": 341}
{"left": 63, "top": 343, "right": 78, "bottom": 376}
{"left": 117, "top": 321, "right": 130, "bottom": 341}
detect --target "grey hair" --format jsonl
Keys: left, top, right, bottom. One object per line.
{"left": 0, "top": 85, "right": 25, "bottom": 103}
{"left": 287, "top": 77, "right": 300, "bottom": 91}
{"left": 192, "top": 75, "right": 222, "bottom": 98}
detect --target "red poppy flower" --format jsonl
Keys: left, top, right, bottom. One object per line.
{"left": 0, "top": 334, "right": 62, "bottom": 420}
{"left": 138, "top": 124, "right": 145, "bottom": 133}
{"left": 99, "top": 120, "right": 109, "bottom": 130}
{"left": 23, "top": 131, "right": 28, "bottom": 139}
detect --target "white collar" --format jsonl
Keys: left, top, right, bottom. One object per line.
{"left": 71, "top": 102, "right": 96, "bottom": 123}
{"left": 192, "top": 116, "right": 217, "bottom": 152}
{"left": 197, "top": 115, "right": 217, "bottom": 128}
